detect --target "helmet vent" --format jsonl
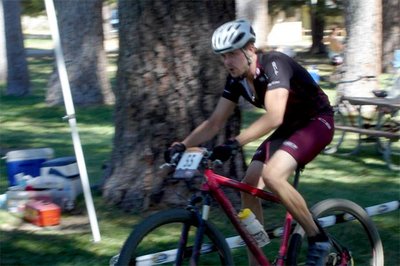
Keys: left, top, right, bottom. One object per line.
{"left": 211, "top": 19, "right": 256, "bottom": 54}
{"left": 233, "top": 32, "right": 244, "bottom": 44}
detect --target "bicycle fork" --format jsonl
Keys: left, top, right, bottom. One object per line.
{"left": 275, "top": 212, "right": 294, "bottom": 266}
{"left": 175, "top": 194, "right": 211, "bottom": 266}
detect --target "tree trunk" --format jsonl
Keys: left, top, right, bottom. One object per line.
{"left": 382, "top": 0, "right": 400, "bottom": 73}
{"left": 337, "top": 0, "right": 381, "bottom": 101}
{"left": 309, "top": 0, "right": 326, "bottom": 54}
{"left": 3, "top": 0, "right": 30, "bottom": 96}
{"left": 103, "top": 0, "right": 246, "bottom": 212}
{"left": 236, "top": 0, "right": 269, "bottom": 50}
{"left": 0, "top": 0, "right": 6, "bottom": 82}
{"left": 46, "top": 0, "right": 114, "bottom": 106}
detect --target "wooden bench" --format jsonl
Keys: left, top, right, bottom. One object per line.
{"left": 334, "top": 125, "right": 399, "bottom": 139}
{"left": 325, "top": 96, "right": 399, "bottom": 170}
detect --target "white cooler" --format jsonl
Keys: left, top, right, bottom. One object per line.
{"left": 30, "top": 156, "right": 82, "bottom": 210}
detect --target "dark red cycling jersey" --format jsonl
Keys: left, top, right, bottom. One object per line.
{"left": 222, "top": 51, "right": 334, "bottom": 136}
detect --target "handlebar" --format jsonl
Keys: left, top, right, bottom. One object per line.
{"left": 160, "top": 147, "right": 222, "bottom": 171}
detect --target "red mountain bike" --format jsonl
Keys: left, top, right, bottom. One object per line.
{"left": 115, "top": 148, "right": 384, "bottom": 266}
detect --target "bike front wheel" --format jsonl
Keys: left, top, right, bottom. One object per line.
{"left": 287, "top": 198, "right": 384, "bottom": 266}
{"left": 116, "top": 208, "right": 233, "bottom": 266}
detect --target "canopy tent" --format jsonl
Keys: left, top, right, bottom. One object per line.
{"left": 44, "top": 0, "right": 101, "bottom": 242}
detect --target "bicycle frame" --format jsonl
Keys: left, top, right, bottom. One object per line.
{"left": 189, "top": 168, "right": 301, "bottom": 266}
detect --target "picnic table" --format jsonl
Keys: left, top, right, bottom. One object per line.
{"left": 324, "top": 95, "right": 399, "bottom": 170}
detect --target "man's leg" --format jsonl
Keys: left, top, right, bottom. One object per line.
{"left": 261, "top": 150, "right": 319, "bottom": 236}
{"left": 241, "top": 161, "right": 265, "bottom": 222}
{"left": 241, "top": 161, "right": 266, "bottom": 266}
{"left": 262, "top": 150, "right": 330, "bottom": 265}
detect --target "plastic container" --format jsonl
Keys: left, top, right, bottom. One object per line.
{"left": 6, "top": 189, "right": 53, "bottom": 215}
{"left": 0, "top": 194, "right": 7, "bottom": 209}
{"left": 238, "top": 208, "right": 270, "bottom": 247}
{"left": 39, "top": 156, "right": 82, "bottom": 210}
{"left": 24, "top": 200, "right": 61, "bottom": 227}
{"left": 5, "top": 148, "right": 54, "bottom": 186}
{"left": 308, "top": 65, "right": 320, "bottom": 84}
{"left": 6, "top": 188, "right": 72, "bottom": 214}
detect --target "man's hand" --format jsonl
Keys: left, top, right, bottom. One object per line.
{"left": 164, "top": 142, "right": 186, "bottom": 163}
{"left": 210, "top": 139, "right": 240, "bottom": 162}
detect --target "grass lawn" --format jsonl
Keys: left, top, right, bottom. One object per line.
{"left": 0, "top": 44, "right": 399, "bottom": 265}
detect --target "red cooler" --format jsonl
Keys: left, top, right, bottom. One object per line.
{"left": 24, "top": 200, "right": 61, "bottom": 227}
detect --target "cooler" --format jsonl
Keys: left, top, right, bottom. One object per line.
{"left": 24, "top": 200, "right": 61, "bottom": 227}
{"left": 40, "top": 156, "right": 79, "bottom": 179}
{"left": 6, "top": 189, "right": 60, "bottom": 214}
{"left": 5, "top": 148, "right": 54, "bottom": 186}
{"left": 39, "top": 156, "right": 82, "bottom": 209}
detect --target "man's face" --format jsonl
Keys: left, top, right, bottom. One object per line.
{"left": 221, "top": 49, "right": 248, "bottom": 78}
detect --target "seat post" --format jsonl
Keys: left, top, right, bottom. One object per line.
{"left": 292, "top": 166, "right": 303, "bottom": 189}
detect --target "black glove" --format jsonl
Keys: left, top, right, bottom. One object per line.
{"left": 210, "top": 139, "right": 240, "bottom": 162}
{"left": 164, "top": 142, "right": 186, "bottom": 163}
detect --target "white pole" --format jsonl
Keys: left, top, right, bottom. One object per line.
{"left": 44, "top": 0, "right": 101, "bottom": 242}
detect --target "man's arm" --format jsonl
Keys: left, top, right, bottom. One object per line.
{"left": 235, "top": 88, "right": 288, "bottom": 146}
{"left": 182, "top": 97, "right": 236, "bottom": 148}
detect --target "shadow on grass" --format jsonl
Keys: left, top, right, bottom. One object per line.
{"left": 0, "top": 230, "right": 113, "bottom": 266}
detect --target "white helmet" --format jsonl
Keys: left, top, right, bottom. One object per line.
{"left": 212, "top": 19, "right": 256, "bottom": 54}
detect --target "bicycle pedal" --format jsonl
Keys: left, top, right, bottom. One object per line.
{"left": 109, "top": 254, "right": 119, "bottom": 266}
{"left": 326, "top": 253, "right": 338, "bottom": 265}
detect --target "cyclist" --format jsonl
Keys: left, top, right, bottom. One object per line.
{"left": 166, "top": 19, "right": 334, "bottom": 266}
{"left": 324, "top": 26, "right": 344, "bottom": 65}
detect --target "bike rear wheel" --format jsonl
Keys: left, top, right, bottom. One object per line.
{"left": 287, "top": 198, "right": 384, "bottom": 266}
{"left": 116, "top": 209, "right": 233, "bottom": 266}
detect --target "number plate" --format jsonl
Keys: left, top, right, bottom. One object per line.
{"left": 173, "top": 149, "right": 205, "bottom": 179}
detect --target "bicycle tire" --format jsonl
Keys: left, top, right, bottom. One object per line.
{"left": 286, "top": 198, "right": 384, "bottom": 266}
{"left": 116, "top": 209, "right": 234, "bottom": 266}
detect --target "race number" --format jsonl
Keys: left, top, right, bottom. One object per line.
{"left": 173, "top": 149, "right": 205, "bottom": 179}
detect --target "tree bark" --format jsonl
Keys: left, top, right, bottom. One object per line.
{"left": 3, "top": 0, "right": 30, "bottom": 96}
{"left": 103, "top": 0, "right": 246, "bottom": 212}
{"left": 236, "top": 0, "right": 269, "bottom": 50}
{"left": 46, "top": 0, "right": 114, "bottom": 106}
{"left": 337, "top": 0, "right": 381, "bottom": 100}
{"left": 0, "top": 0, "right": 6, "bottom": 82}
{"left": 309, "top": 0, "right": 326, "bottom": 54}
{"left": 382, "top": 0, "right": 400, "bottom": 73}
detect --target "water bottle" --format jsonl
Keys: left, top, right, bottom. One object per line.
{"left": 238, "top": 208, "right": 270, "bottom": 247}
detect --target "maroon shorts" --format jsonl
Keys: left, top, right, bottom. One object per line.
{"left": 252, "top": 115, "right": 334, "bottom": 166}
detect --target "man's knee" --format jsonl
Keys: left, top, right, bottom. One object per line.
{"left": 262, "top": 175, "right": 281, "bottom": 192}
{"left": 242, "top": 172, "right": 259, "bottom": 187}
{"left": 242, "top": 161, "right": 264, "bottom": 187}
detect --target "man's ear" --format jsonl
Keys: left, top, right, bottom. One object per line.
{"left": 246, "top": 43, "right": 257, "bottom": 53}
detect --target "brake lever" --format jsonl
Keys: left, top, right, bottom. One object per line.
{"left": 213, "top": 159, "right": 223, "bottom": 167}
{"left": 160, "top": 163, "right": 176, "bottom": 169}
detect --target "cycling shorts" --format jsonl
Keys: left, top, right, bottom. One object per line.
{"left": 251, "top": 115, "right": 334, "bottom": 167}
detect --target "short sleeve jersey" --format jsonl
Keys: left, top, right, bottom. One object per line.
{"left": 222, "top": 51, "right": 333, "bottom": 134}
